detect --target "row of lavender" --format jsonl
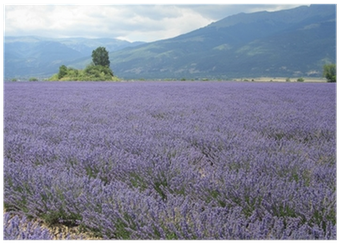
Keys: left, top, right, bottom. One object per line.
{"left": 4, "top": 81, "right": 336, "bottom": 239}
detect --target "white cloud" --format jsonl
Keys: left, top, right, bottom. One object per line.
{"left": 4, "top": 4, "right": 304, "bottom": 42}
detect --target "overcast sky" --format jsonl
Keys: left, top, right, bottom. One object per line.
{"left": 5, "top": 3, "right": 308, "bottom": 42}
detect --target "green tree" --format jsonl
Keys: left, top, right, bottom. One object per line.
{"left": 58, "top": 65, "right": 68, "bottom": 79}
{"left": 323, "top": 63, "right": 336, "bottom": 82}
{"left": 92, "top": 47, "right": 110, "bottom": 67}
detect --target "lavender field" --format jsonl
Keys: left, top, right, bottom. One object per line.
{"left": 4, "top": 81, "right": 336, "bottom": 239}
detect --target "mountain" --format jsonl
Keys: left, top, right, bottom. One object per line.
{"left": 104, "top": 4, "right": 335, "bottom": 79}
{"left": 4, "top": 36, "right": 144, "bottom": 79}
{"left": 4, "top": 5, "right": 336, "bottom": 80}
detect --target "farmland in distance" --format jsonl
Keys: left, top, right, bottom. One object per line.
{"left": 4, "top": 81, "right": 336, "bottom": 239}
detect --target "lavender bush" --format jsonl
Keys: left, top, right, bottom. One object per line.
{"left": 4, "top": 81, "right": 336, "bottom": 239}
{"left": 4, "top": 212, "right": 55, "bottom": 240}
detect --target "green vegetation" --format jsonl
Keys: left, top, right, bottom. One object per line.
{"left": 297, "top": 77, "right": 304, "bottom": 82}
{"left": 323, "top": 63, "right": 336, "bottom": 82}
{"left": 29, "top": 77, "right": 38, "bottom": 81}
{"left": 58, "top": 65, "right": 68, "bottom": 79}
{"left": 92, "top": 47, "right": 110, "bottom": 67}
{"left": 49, "top": 47, "right": 119, "bottom": 81}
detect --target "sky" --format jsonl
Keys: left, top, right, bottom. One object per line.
{"left": 3, "top": 2, "right": 319, "bottom": 43}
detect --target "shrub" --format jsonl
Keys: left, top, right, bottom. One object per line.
{"left": 48, "top": 74, "right": 59, "bottom": 81}
{"left": 83, "top": 64, "right": 114, "bottom": 81}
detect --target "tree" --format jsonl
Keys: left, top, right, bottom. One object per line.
{"left": 58, "top": 65, "right": 68, "bottom": 79}
{"left": 92, "top": 47, "right": 110, "bottom": 67}
{"left": 323, "top": 63, "right": 336, "bottom": 82}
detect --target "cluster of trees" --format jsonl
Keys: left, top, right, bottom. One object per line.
{"left": 49, "top": 47, "right": 119, "bottom": 81}
{"left": 49, "top": 64, "right": 119, "bottom": 81}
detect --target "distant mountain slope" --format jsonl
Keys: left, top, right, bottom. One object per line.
{"left": 106, "top": 4, "right": 336, "bottom": 79}
{"left": 4, "top": 36, "right": 144, "bottom": 79}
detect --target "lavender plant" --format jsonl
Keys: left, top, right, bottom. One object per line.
{"left": 3, "top": 212, "right": 56, "bottom": 240}
{"left": 4, "top": 81, "right": 336, "bottom": 239}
